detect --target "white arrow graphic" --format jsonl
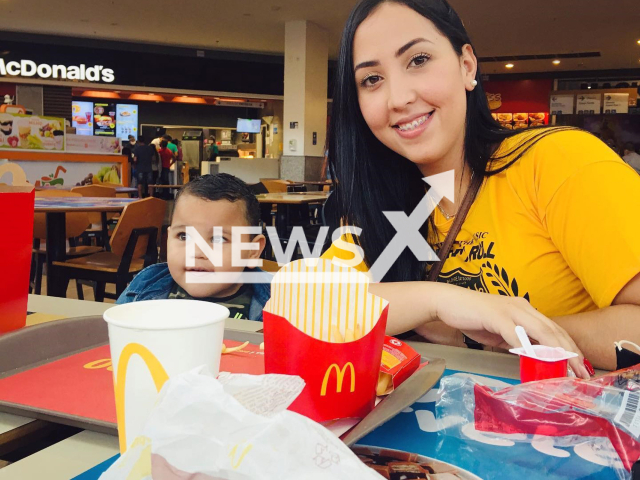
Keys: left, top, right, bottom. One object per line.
{"left": 368, "top": 170, "right": 456, "bottom": 282}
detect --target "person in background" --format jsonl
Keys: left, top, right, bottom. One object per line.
{"left": 150, "top": 136, "right": 161, "bottom": 185}
{"left": 171, "top": 138, "right": 184, "bottom": 184}
{"left": 126, "top": 135, "right": 138, "bottom": 190}
{"left": 133, "top": 136, "right": 154, "bottom": 198}
{"left": 164, "top": 134, "right": 178, "bottom": 162}
{"left": 623, "top": 142, "right": 640, "bottom": 175}
{"left": 207, "top": 135, "right": 219, "bottom": 162}
{"left": 159, "top": 140, "right": 175, "bottom": 187}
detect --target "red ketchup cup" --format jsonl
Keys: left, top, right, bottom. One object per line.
{"left": 509, "top": 345, "right": 578, "bottom": 383}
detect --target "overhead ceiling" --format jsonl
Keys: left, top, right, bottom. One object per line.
{"left": 2, "top": 0, "right": 640, "bottom": 75}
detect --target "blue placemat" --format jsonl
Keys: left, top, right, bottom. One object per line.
{"left": 360, "top": 369, "right": 618, "bottom": 480}
{"left": 72, "top": 369, "right": 619, "bottom": 480}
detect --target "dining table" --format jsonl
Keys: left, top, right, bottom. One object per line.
{"left": 35, "top": 186, "right": 138, "bottom": 195}
{"left": 256, "top": 191, "right": 330, "bottom": 237}
{"left": 34, "top": 197, "right": 138, "bottom": 298}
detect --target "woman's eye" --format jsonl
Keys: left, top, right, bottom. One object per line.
{"left": 409, "top": 53, "right": 431, "bottom": 68}
{"left": 178, "top": 232, "right": 190, "bottom": 241}
{"left": 360, "top": 74, "right": 382, "bottom": 88}
{"left": 212, "top": 236, "right": 227, "bottom": 244}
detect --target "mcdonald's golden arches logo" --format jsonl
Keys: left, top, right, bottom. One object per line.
{"left": 320, "top": 362, "right": 355, "bottom": 396}
{"left": 114, "top": 343, "right": 169, "bottom": 453}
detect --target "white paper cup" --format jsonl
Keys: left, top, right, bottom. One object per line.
{"left": 104, "top": 299, "right": 228, "bottom": 452}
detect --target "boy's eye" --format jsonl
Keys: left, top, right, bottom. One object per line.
{"left": 178, "top": 232, "right": 190, "bottom": 241}
{"left": 212, "top": 235, "right": 227, "bottom": 244}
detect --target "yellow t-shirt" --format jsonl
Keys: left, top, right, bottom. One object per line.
{"left": 322, "top": 129, "right": 640, "bottom": 317}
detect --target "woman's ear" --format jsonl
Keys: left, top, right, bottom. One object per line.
{"left": 460, "top": 44, "right": 478, "bottom": 92}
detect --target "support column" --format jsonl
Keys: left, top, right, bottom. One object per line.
{"left": 281, "top": 20, "right": 328, "bottom": 182}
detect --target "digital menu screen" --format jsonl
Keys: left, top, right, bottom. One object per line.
{"left": 116, "top": 104, "right": 138, "bottom": 141}
{"left": 71, "top": 101, "right": 94, "bottom": 136}
{"left": 93, "top": 103, "right": 116, "bottom": 136}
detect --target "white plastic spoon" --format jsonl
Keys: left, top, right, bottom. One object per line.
{"left": 515, "top": 325, "right": 537, "bottom": 358}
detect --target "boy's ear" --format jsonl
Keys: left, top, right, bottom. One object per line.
{"left": 247, "top": 234, "right": 267, "bottom": 265}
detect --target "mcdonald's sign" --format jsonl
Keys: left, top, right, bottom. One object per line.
{"left": 114, "top": 342, "right": 169, "bottom": 453}
{"left": 320, "top": 362, "right": 355, "bottom": 396}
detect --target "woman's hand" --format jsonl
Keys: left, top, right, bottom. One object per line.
{"left": 431, "top": 286, "right": 590, "bottom": 379}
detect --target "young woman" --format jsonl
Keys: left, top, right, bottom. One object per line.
{"left": 324, "top": 0, "right": 640, "bottom": 375}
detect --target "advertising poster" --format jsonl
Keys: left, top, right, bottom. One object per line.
{"left": 93, "top": 103, "right": 116, "bottom": 136}
{"left": 0, "top": 113, "right": 65, "bottom": 151}
{"left": 13, "top": 160, "right": 122, "bottom": 187}
{"left": 71, "top": 101, "right": 94, "bottom": 136}
{"left": 115, "top": 104, "right": 138, "bottom": 140}
{"left": 66, "top": 135, "right": 121, "bottom": 154}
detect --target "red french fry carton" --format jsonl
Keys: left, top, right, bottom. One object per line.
{"left": 378, "top": 336, "right": 422, "bottom": 396}
{"left": 0, "top": 163, "right": 35, "bottom": 333}
{"left": 263, "top": 259, "right": 389, "bottom": 423}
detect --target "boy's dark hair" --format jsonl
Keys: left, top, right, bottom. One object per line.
{"left": 173, "top": 174, "right": 260, "bottom": 227}
{"left": 162, "top": 134, "right": 172, "bottom": 141}
{"left": 137, "top": 135, "right": 145, "bottom": 143}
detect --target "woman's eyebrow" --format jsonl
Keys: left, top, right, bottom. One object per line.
{"left": 354, "top": 37, "right": 433, "bottom": 72}
{"left": 396, "top": 37, "right": 431, "bottom": 57}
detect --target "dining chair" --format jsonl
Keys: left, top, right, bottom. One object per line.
{"left": 53, "top": 197, "right": 166, "bottom": 301}
{"left": 71, "top": 184, "right": 117, "bottom": 246}
{"left": 31, "top": 190, "right": 103, "bottom": 297}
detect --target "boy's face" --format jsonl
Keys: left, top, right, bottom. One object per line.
{"left": 167, "top": 194, "right": 265, "bottom": 298}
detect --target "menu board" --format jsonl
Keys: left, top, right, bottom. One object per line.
{"left": 549, "top": 95, "right": 574, "bottom": 115}
{"left": 71, "top": 101, "right": 94, "bottom": 136}
{"left": 492, "top": 112, "right": 548, "bottom": 130}
{"left": 115, "top": 104, "right": 138, "bottom": 140}
{"left": 0, "top": 113, "right": 65, "bottom": 151}
{"left": 576, "top": 94, "right": 602, "bottom": 114}
{"left": 93, "top": 103, "right": 116, "bottom": 136}
{"left": 603, "top": 93, "right": 629, "bottom": 114}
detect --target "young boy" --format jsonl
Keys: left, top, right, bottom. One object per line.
{"left": 117, "top": 174, "right": 271, "bottom": 321}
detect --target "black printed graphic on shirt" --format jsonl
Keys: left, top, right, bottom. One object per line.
{"left": 433, "top": 232, "right": 531, "bottom": 302}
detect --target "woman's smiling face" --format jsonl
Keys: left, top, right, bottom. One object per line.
{"left": 353, "top": 2, "right": 477, "bottom": 172}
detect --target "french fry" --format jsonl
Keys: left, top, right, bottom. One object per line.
{"left": 221, "top": 341, "right": 250, "bottom": 354}
{"left": 376, "top": 372, "right": 391, "bottom": 396}
{"left": 259, "top": 342, "right": 265, "bottom": 350}
{"left": 331, "top": 325, "right": 344, "bottom": 343}
{"left": 355, "top": 323, "right": 363, "bottom": 340}
{"left": 345, "top": 328, "right": 355, "bottom": 343}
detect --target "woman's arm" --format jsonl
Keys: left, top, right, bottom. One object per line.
{"left": 554, "top": 273, "right": 640, "bottom": 371}
{"left": 368, "top": 281, "right": 590, "bottom": 378}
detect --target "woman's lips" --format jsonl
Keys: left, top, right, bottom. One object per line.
{"left": 393, "top": 112, "right": 434, "bottom": 139}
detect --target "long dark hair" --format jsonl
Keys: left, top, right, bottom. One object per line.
{"left": 328, "top": 0, "right": 576, "bottom": 282}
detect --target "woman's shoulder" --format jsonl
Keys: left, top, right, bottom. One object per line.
{"left": 491, "top": 128, "right": 635, "bottom": 214}
{"left": 500, "top": 128, "right": 623, "bottom": 172}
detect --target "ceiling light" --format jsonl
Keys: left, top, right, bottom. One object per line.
{"left": 587, "top": 86, "right": 591, "bottom": 89}
{"left": 637, "top": 40, "right": 640, "bottom": 45}
{"left": 505, "top": 63, "right": 514, "bottom": 69}
{"left": 552, "top": 59, "right": 561, "bottom": 65}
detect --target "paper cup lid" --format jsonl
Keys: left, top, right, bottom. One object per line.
{"left": 104, "top": 299, "right": 229, "bottom": 331}
{"left": 509, "top": 345, "right": 578, "bottom": 362}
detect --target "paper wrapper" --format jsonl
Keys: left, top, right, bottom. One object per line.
{"left": 263, "top": 258, "right": 389, "bottom": 422}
